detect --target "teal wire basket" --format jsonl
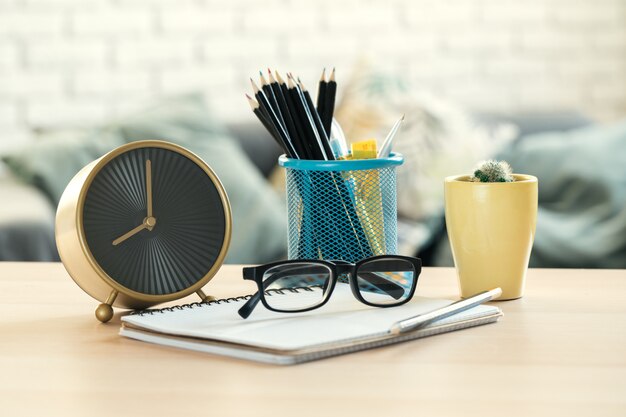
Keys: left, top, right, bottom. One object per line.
{"left": 279, "top": 153, "right": 404, "bottom": 263}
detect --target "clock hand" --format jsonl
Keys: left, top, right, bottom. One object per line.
{"left": 112, "top": 217, "right": 156, "bottom": 246}
{"left": 112, "top": 223, "right": 147, "bottom": 246}
{"left": 146, "top": 159, "right": 153, "bottom": 220}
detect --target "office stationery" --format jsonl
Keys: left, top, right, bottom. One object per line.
{"left": 246, "top": 69, "right": 391, "bottom": 261}
{"left": 268, "top": 70, "right": 300, "bottom": 156}
{"left": 329, "top": 137, "right": 345, "bottom": 159}
{"left": 316, "top": 67, "right": 327, "bottom": 124}
{"left": 251, "top": 78, "right": 299, "bottom": 158}
{"left": 275, "top": 70, "right": 311, "bottom": 159}
{"left": 120, "top": 281, "right": 502, "bottom": 365}
{"left": 259, "top": 71, "right": 285, "bottom": 129}
{"left": 351, "top": 139, "right": 378, "bottom": 159}
{"left": 390, "top": 287, "right": 502, "bottom": 334}
{"left": 287, "top": 74, "right": 328, "bottom": 160}
{"left": 246, "top": 94, "right": 282, "bottom": 147}
{"left": 378, "top": 114, "right": 405, "bottom": 158}
{"left": 280, "top": 154, "right": 401, "bottom": 261}
{"left": 55, "top": 140, "right": 232, "bottom": 322}
{"left": 322, "top": 67, "right": 337, "bottom": 136}
{"left": 330, "top": 118, "right": 350, "bottom": 157}
{"left": 348, "top": 139, "right": 386, "bottom": 253}
{"left": 299, "top": 78, "right": 335, "bottom": 160}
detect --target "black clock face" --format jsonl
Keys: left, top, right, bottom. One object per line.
{"left": 82, "top": 146, "right": 227, "bottom": 295}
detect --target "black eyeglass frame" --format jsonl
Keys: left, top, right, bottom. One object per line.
{"left": 238, "top": 255, "right": 422, "bottom": 319}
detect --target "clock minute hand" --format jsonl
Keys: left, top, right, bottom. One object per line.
{"left": 146, "top": 159, "right": 153, "bottom": 219}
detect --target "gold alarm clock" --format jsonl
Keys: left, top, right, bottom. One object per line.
{"left": 56, "top": 140, "right": 232, "bottom": 322}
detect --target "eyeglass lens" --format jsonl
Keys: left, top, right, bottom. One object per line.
{"left": 262, "top": 263, "right": 332, "bottom": 311}
{"left": 356, "top": 258, "right": 415, "bottom": 305}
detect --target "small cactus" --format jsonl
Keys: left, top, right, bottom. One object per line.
{"left": 470, "top": 160, "right": 514, "bottom": 182}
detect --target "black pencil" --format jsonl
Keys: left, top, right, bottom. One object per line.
{"left": 251, "top": 78, "right": 299, "bottom": 159}
{"left": 288, "top": 74, "right": 327, "bottom": 160}
{"left": 245, "top": 94, "right": 284, "bottom": 150}
{"left": 275, "top": 71, "right": 315, "bottom": 159}
{"left": 268, "top": 69, "right": 308, "bottom": 160}
{"left": 323, "top": 67, "right": 337, "bottom": 137}
{"left": 299, "top": 78, "right": 335, "bottom": 161}
{"left": 316, "top": 68, "right": 327, "bottom": 124}
{"left": 260, "top": 70, "right": 285, "bottom": 128}
{"left": 295, "top": 75, "right": 329, "bottom": 160}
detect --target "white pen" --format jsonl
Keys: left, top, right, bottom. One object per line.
{"left": 389, "top": 287, "right": 502, "bottom": 335}
{"left": 378, "top": 114, "right": 405, "bottom": 158}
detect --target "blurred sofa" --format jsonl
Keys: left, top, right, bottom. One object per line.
{"left": 0, "top": 123, "right": 280, "bottom": 263}
{"left": 5, "top": 106, "right": 622, "bottom": 268}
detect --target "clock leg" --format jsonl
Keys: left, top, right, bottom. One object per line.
{"left": 95, "top": 290, "right": 118, "bottom": 323}
{"left": 196, "top": 289, "right": 216, "bottom": 302}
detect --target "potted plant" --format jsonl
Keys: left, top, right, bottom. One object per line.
{"left": 444, "top": 160, "right": 538, "bottom": 300}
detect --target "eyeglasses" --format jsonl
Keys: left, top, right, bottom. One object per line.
{"left": 238, "top": 255, "right": 422, "bottom": 319}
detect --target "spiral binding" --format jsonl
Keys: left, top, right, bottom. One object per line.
{"left": 129, "top": 286, "right": 320, "bottom": 316}
{"left": 129, "top": 294, "right": 253, "bottom": 316}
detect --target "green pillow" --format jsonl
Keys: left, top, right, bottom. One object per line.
{"left": 2, "top": 127, "right": 126, "bottom": 204}
{"left": 1, "top": 94, "right": 288, "bottom": 264}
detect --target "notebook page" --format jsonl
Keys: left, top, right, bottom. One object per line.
{"left": 122, "top": 284, "right": 498, "bottom": 351}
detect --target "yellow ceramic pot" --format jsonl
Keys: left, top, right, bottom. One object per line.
{"left": 444, "top": 174, "right": 538, "bottom": 300}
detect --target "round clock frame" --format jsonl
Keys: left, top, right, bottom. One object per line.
{"left": 55, "top": 140, "right": 232, "bottom": 323}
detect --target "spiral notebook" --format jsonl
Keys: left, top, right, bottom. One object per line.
{"left": 120, "top": 283, "right": 502, "bottom": 365}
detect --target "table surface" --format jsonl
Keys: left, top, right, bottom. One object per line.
{"left": 1, "top": 263, "right": 625, "bottom": 417}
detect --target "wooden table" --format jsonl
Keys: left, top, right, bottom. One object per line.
{"left": 1, "top": 263, "right": 625, "bottom": 417}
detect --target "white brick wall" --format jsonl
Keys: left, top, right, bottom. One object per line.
{"left": 0, "top": 0, "right": 625, "bottom": 148}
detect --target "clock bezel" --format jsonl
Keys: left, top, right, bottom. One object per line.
{"left": 75, "top": 140, "right": 232, "bottom": 304}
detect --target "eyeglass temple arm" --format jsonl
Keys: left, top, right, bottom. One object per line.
{"left": 238, "top": 293, "right": 260, "bottom": 319}
{"left": 239, "top": 267, "right": 259, "bottom": 318}
{"left": 239, "top": 267, "right": 302, "bottom": 319}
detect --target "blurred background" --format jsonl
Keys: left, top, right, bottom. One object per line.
{"left": 1, "top": 0, "right": 625, "bottom": 268}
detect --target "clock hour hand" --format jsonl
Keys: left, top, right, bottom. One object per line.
{"left": 112, "top": 217, "right": 156, "bottom": 246}
{"left": 112, "top": 223, "right": 147, "bottom": 246}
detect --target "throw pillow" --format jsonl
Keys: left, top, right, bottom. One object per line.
{"left": 335, "top": 64, "right": 516, "bottom": 222}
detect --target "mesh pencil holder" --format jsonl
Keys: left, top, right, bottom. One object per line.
{"left": 279, "top": 153, "right": 404, "bottom": 263}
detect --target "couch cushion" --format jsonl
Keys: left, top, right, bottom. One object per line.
{"left": 0, "top": 175, "right": 58, "bottom": 261}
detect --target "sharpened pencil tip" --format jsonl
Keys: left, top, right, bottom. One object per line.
{"left": 267, "top": 68, "right": 272, "bottom": 74}
{"left": 330, "top": 67, "right": 336, "bottom": 82}
{"left": 250, "top": 78, "right": 260, "bottom": 93}
{"left": 287, "top": 75, "right": 295, "bottom": 88}
{"left": 259, "top": 71, "right": 268, "bottom": 86}
{"left": 401, "top": 114, "right": 405, "bottom": 120}
{"left": 298, "top": 78, "right": 308, "bottom": 91}
{"left": 320, "top": 68, "right": 326, "bottom": 82}
{"left": 268, "top": 71, "right": 277, "bottom": 83}
{"left": 275, "top": 70, "right": 285, "bottom": 84}
{"left": 245, "top": 94, "right": 259, "bottom": 110}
